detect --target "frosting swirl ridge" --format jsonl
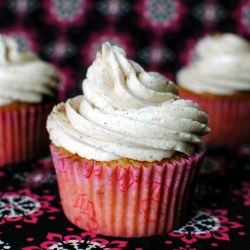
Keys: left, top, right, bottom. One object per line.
{"left": 47, "top": 42, "right": 210, "bottom": 161}
{"left": 83, "top": 43, "right": 179, "bottom": 110}
{"left": 177, "top": 33, "right": 250, "bottom": 95}
{"left": 0, "top": 34, "right": 59, "bottom": 105}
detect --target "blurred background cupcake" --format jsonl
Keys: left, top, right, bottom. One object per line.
{"left": 0, "top": 34, "right": 60, "bottom": 167}
{"left": 47, "top": 42, "right": 210, "bottom": 237}
{"left": 177, "top": 33, "right": 250, "bottom": 149}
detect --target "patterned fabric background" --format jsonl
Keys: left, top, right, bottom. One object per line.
{"left": 1, "top": 1, "right": 250, "bottom": 250}
{"left": 0, "top": 0, "right": 249, "bottom": 100}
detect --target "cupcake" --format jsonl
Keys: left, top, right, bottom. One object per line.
{"left": 0, "top": 34, "right": 60, "bottom": 167}
{"left": 47, "top": 42, "right": 210, "bottom": 237}
{"left": 177, "top": 33, "right": 250, "bottom": 148}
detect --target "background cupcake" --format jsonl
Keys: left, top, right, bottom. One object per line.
{"left": 0, "top": 34, "right": 60, "bottom": 167}
{"left": 177, "top": 33, "right": 250, "bottom": 148}
{"left": 47, "top": 42, "right": 210, "bottom": 237}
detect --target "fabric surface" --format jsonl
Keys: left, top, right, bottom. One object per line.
{"left": 1, "top": 1, "right": 250, "bottom": 249}
{"left": 0, "top": 0, "right": 249, "bottom": 100}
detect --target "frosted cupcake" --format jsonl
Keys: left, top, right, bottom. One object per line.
{"left": 177, "top": 33, "right": 250, "bottom": 148}
{"left": 0, "top": 34, "right": 60, "bottom": 167}
{"left": 47, "top": 42, "right": 210, "bottom": 237}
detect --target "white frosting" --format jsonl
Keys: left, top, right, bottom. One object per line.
{"left": 177, "top": 33, "right": 250, "bottom": 95}
{"left": 47, "top": 42, "right": 210, "bottom": 161}
{"left": 0, "top": 34, "right": 59, "bottom": 105}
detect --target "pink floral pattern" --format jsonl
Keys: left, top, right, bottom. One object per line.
{"left": 135, "top": 0, "right": 187, "bottom": 35}
{"left": 23, "top": 232, "right": 128, "bottom": 250}
{"left": 14, "top": 169, "right": 56, "bottom": 188}
{"left": 168, "top": 209, "right": 243, "bottom": 247}
{"left": 178, "top": 37, "right": 199, "bottom": 67}
{"left": 171, "top": 245, "right": 197, "bottom": 250}
{"left": 43, "top": 0, "right": 92, "bottom": 27}
{"left": 6, "top": 0, "right": 39, "bottom": 16}
{"left": 138, "top": 41, "right": 174, "bottom": 72}
{"left": 234, "top": 0, "right": 250, "bottom": 35}
{"left": 81, "top": 27, "right": 133, "bottom": 67}
{"left": 232, "top": 182, "right": 250, "bottom": 206}
{"left": 0, "top": 1, "right": 250, "bottom": 249}
{"left": 192, "top": 1, "right": 227, "bottom": 30}
{"left": 0, "top": 169, "right": 6, "bottom": 178}
{"left": 96, "top": 0, "right": 131, "bottom": 21}
{"left": 43, "top": 35, "right": 78, "bottom": 62}
{"left": 56, "top": 66, "right": 76, "bottom": 100}
{"left": 0, "top": 189, "right": 59, "bottom": 224}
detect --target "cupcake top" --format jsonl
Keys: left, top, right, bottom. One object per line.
{"left": 0, "top": 34, "right": 59, "bottom": 105}
{"left": 47, "top": 42, "right": 210, "bottom": 162}
{"left": 177, "top": 33, "right": 250, "bottom": 95}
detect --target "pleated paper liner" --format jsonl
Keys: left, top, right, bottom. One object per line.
{"left": 178, "top": 86, "right": 250, "bottom": 148}
{"left": 50, "top": 145, "right": 204, "bottom": 238}
{"left": 0, "top": 102, "right": 54, "bottom": 167}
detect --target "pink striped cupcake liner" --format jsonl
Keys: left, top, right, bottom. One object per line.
{"left": 50, "top": 145, "right": 204, "bottom": 238}
{"left": 0, "top": 103, "right": 53, "bottom": 167}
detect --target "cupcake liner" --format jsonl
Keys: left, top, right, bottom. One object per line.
{"left": 179, "top": 91, "right": 250, "bottom": 148}
{"left": 50, "top": 145, "right": 204, "bottom": 237}
{"left": 0, "top": 103, "right": 53, "bottom": 167}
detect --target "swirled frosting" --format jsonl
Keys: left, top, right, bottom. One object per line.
{"left": 177, "top": 33, "right": 250, "bottom": 95}
{"left": 0, "top": 34, "right": 59, "bottom": 105}
{"left": 47, "top": 42, "right": 210, "bottom": 162}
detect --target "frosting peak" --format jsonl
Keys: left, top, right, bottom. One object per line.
{"left": 83, "top": 42, "right": 179, "bottom": 110}
{"left": 0, "top": 35, "right": 37, "bottom": 65}
{"left": 0, "top": 34, "right": 59, "bottom": 105}
{"left": 177, "top": 33, "right": 250, "bottom": 95}
{"left": 47, "top": 42, "right": 210, "bottom": 162}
